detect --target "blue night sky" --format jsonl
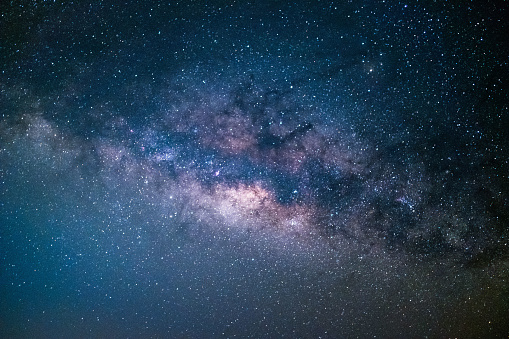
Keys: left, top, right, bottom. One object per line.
{"left": 1, "top": 0, "right": 508, "bottom": 337}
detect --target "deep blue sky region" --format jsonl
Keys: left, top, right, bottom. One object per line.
{"left": 1, "top": 0, "right": 508, "bottom": 337}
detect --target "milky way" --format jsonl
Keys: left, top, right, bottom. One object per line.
{"left": 1, "top": 1, "right": 508, "bottom": 337}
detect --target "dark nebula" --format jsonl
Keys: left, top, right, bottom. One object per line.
{"left": 1, "top": 1, "right": 508, "bottom": 337}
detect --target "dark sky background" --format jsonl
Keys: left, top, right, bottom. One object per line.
{"left": 1, "top": 0, "right": 508, "bottom": 337}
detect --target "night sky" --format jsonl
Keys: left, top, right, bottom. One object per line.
{"left": 1, "top": 0, "right": 508, "bottom": 337}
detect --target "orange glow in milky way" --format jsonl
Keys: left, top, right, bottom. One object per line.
{"left": 187, "top": 181, "right": 318, "bottom": 239}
